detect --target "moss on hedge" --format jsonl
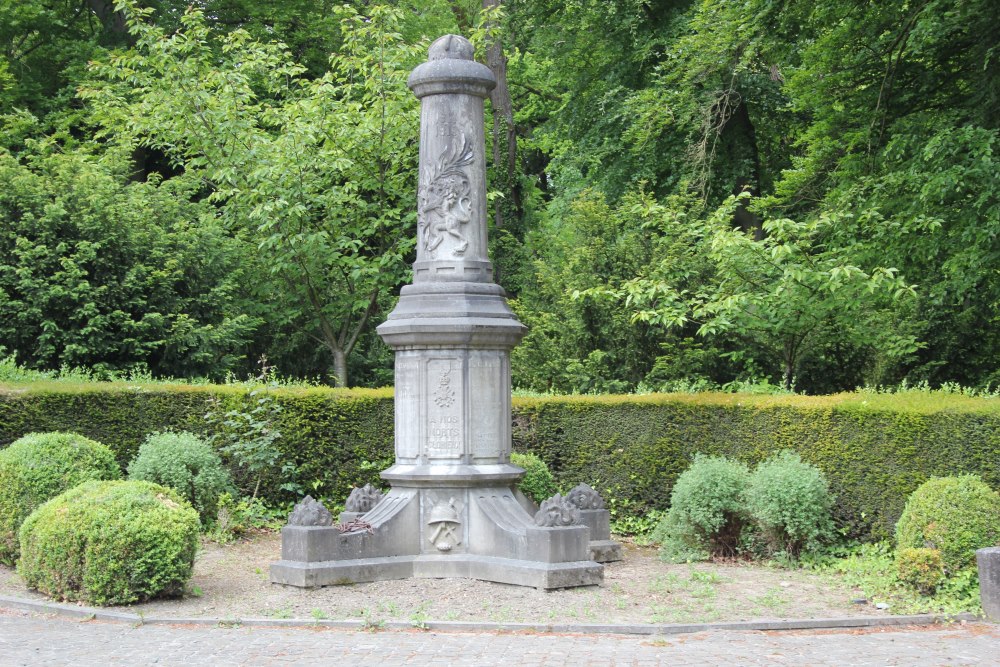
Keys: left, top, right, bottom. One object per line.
{"left": 2, "top": 381, "right": 999, "bottom": 540}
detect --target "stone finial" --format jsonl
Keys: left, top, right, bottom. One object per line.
{"left": 344, "top": 483, "right": 384, "bottom": 513}
{"left": 288, "top": 495, "right": 333, "bottom": 526}
{"left": 534, "top": 494, "right": 580, "bottom": 527}
{"left": 428, "top": 34, "right": 475, "bottom": 61}
{"left": 565, "top": 483, "right": 606, "bottom": 510}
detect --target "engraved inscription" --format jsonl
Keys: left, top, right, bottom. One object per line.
{"left": 395, "top": 356, "right": 420, "bottom": 459}
{"left": 418, "top": 133, "right": 474, "bottom": 258}
{"left": 469, "top": 354, "right": 501, "bottom": 458}
{"left": 436, "top": 121, "right": 459, "bottom": 137}
{"left": 426, "top": 358, "right": 462, "bottom": 458}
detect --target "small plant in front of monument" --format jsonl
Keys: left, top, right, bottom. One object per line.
{"left": 511, "top": 451, "right": 558, "bottom": 504}
{"left": 896, "top": 547, "right": 946, "bottom": 595}
{"left": 210, "top": 492, "right": 285, "bottom": 543}
{"left": 651, "top": 454, "right": 750, "bottom": 563}
{"left": 818, "top": 540, "right": 982, "bottom": 615}
{"left": 204, "top": 356, "right": 300, "bottom": 499}
{"left": 17, "top": 480, "right": 200, "bottom": 605}
{"left": 128, "top": 431, "right": 233, "bottom": 524}
{"left": 0, "top": 432, "right": 121, "bottom": 565}
{"left": 745, "top": 450, "right": 835, "bottom": 559}
{"left": 610, "top": 508, "right": 667, "bottom": 542}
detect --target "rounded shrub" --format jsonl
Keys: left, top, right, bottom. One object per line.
{"left": 512, "top": 451, "right": 558, "bottom": 504}
{"left": 896, "top": 547, "right": 945, "bottom": 594}
{"left": 895, "top": 475, "right": 1000, "bottom": 574}
{"left": 651, "top": 454, "right": 750, "bottom": 562}
{"left": 17, "top": 480, "right": 200, "bottom": 605}
{"left": 0, "top": 432, "right": 122, "bottom": 565}
{"left": 128, "top": 431, "right": 231, "bottom": 522}
{"left": 745, "top": 450, "right": 835, "bottom": 557}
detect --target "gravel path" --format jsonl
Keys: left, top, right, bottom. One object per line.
{"left": 0, "top": 533, "right": 887, "bottom": 625}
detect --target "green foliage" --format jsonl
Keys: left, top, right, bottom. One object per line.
{"left": 609, "top": 508, "right": 667, "bottom": 543}
{"left": 745, "top": 450, "right": 835, "bottom": 558}
{"left": 127, "top": 431, "right": 232, "bottom": 523}
{"left": 510, "top": 451, "right": 557, "bottom": 503}
{"left": 896, "top": 547, "right": 945, "bottom": 595}
{"left": 5, "top": 382, "right": 1000, "bottom": 545}
{"left": 17, "top": 480, "right": 199, "bottom": 605}
{"left": 203, "top": 366, "right": 296, "bottom": 499}
{"left": 894, "top": 475, "right": 1000, "bottom": 574}
{"left": 628, "top": 194, "right": 918, "bottom": 389}
{"left": 210, "top": 492, "right": 284, "bottom": 543}
{"left": 651, "top": 454, "right": 750, "bottom": 563}
{"left": 818, "top": 541, "right": 980, "bottom": 615}
{"left": 82, "top": 2, "right": 423, "bottom": 387}
{"left": 0, "top": 431, "right": 121, "bottom": 565}
{"left": 0, "top": 146, "right": 260, "bottom": 380}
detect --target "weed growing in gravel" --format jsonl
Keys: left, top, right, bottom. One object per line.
{"left": 410, "top": 602, "right": 431, "bottom": 630}
{"left": 753, "top": 586, "right": 789, "bottom": 613}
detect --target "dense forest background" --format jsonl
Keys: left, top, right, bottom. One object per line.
{"left": 1, "top": 0, "right": 998, "bottom": 394}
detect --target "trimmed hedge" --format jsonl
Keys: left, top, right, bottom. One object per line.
{"left": 2, "top": 382, "right": 1000, "bottom": 539}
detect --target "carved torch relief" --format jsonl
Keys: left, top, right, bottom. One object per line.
{"left": 418, "top": 132, "right": 474, "bottom": 259}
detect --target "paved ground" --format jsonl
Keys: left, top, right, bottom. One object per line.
{"left": 1, "top": 608, "right": 997, "bottom": 666}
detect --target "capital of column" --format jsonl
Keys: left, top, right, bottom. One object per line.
{"left": 408, "top": 35, "right": 496, "bottom": 99}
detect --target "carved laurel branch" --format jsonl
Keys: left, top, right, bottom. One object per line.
{"left": 423, "top": 131, "right": 475, "bottom": 188}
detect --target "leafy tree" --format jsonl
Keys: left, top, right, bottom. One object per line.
{"left": 83, "top": 3, "right": 422, "bottom": 386}
{"left": 619, "top": 194, "right": 919, "bottom": 389}
{"left": 0, "top": 142, "right": 258, "bottom": 378}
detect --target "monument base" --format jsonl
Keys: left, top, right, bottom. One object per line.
{"left": 270, "top": 554, "right": 603, "bottom": 590}
{"left": 270, "top": 483, "right": 603, "bottom": 590}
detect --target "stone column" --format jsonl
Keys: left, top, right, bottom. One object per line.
{"left": 271, "top": 36, "right": 602, "bottom": 590}
{"left": 377, "top": 34, "right": 527, "bottom": 478}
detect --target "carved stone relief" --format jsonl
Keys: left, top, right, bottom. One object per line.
{"left": 534, "top": 494, "right": 580, "bottom": 527}
{"left": 418, "top": 133, "right": 474, "bottom": 258}
{"left": 287, "top": 495, "right": 333, "bottom": 526}
{"left": 344, "top": 483, "right": 385, "bottom": 513}
{"left": 427, "top": 497, "right": 463, "bottom": 551}
{"left": 565, "top": 483, "right": 606, "bottom": 510}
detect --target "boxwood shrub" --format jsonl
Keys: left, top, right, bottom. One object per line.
{"left": 17, "top": 480, "right": 200, "bottom": 605}
{"left": 0, "top": 431, "right": 121, "bottom": 565}
{"left": 894, "top": 475, "right": 1000, "bottom": 574}
{"left": 511, "top": 451, "right": 558, "bottom": 504}
{"left": 128, "top": 431, "right": 231, "bottom": 522}
{"left": 652, "top": 454, "right": 750, "bottom": 562}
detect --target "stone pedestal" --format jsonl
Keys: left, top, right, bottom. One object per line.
{"left": 270, "top": 34, "right": 602, "bottom": 590}
{"left": 578, "top": 509, "right": 623, "bottom": 563}
{"left": 977, "top": 547, "right": 1000, "bottom": 621}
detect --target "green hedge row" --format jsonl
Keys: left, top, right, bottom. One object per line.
{"left": 2, "top": 382, "right": 999, "bottom": 540}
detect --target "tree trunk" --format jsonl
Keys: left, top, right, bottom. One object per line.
{"left": 332, "top": 347, "right": 348, "bottom": 389}
{"left": 482, "top": 0, "right": 520, "bottom": 230}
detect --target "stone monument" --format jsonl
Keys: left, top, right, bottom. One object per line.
{"left": 270, "top": 35, "right": 603, "bottom": 589}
